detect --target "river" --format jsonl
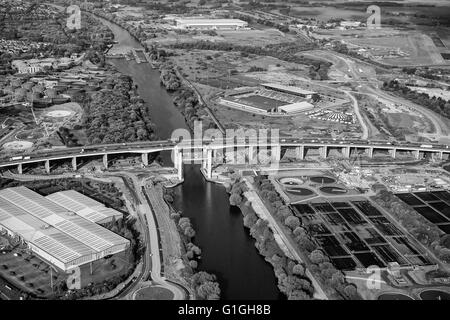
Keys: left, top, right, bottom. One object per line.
{"left": 98, "top": 17, "right": 282, "bottom": 299}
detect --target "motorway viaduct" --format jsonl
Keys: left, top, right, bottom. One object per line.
{"left": 1, "top": 142, "right": 450, "bottom": 180}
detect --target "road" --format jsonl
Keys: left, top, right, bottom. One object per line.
{"left": 112, "top": 172, "right": 187, "bottom": 300}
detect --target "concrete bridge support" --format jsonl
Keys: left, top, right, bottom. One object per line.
{"left": 343, "top": 147, "right": 351, "bottom": 158}
{"left": 272, "top": 145, "right": 281, "bottom": 162}
{"left": 177, "top": 152, "right": 183, "bottom": 181}
{"left": 17, "top": 163, "right": 23, "bottom": 175}
{"left": 103, "top": 154, "right": 108, "bottom": 169}
{"left": 45, "top": 160, "right": 50, "bottom": 174}
{"left": 388, "top": 149, "right": 397, "bottom": 159}
{"left": 141, "top": 153, "right": 149, "bottom": 167}
{"left": 295, "top": 146, "right": 304, "bottom": 160}
{"left": 367, "top": 147, "right": 374, "bottom": 158}
{"left": 248, "top": 146, "right": 255, "bottom": 163}
{"left": 414, "top": 150, "right": 420, "bottom": 160}
{"left": 72, "top": 157, "right": 77, "bottom": 171}
{"left": 172, "top": 148, "right": 184, "bottom": 180}
{"left": 319, "top": 146, "right": 328, "bottom": 158}
{"left": 206, "top": 149, "right": 213, "bottom": 179}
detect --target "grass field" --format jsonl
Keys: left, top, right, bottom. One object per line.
{"left": 347, "top": 33, "right": 445, "bottom": 66}
{"left": 236, "top": 95, "right": 287, "bottom": 110}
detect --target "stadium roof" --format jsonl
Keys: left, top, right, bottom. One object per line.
{"left": 0, "top": 187, "right": 129, "bottom": 253}
{"left": 46, "top": 190, "right": 123, "bottom": 224}
{"left": 278, "top": 101, "right": 314, "bottom": 114}
{"left": 261, "top": 83, "right": 316, "bottom": 96}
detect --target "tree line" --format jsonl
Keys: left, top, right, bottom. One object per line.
{"left": 383, "top": 80, "right": 450, "bottom": 119}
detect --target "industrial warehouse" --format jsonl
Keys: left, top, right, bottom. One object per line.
{"left": 0, "top": 187, "right": 130, "bottom": 272}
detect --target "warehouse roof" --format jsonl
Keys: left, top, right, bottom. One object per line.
{"left": 0, "top": 197, "right": 94, "bottom": 264}
{"left": 46, "top": 190, "right": 123, "bottom": 224}
{"left": 0, "top": 187, "right": 129, "bottom": 253}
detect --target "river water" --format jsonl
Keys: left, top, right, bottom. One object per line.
{"left": 99, "top": 17, "right": 282, "bottom": 299}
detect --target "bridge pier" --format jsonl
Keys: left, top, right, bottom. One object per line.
{"left": 177, "top": 153, "right": 183, "bottom": 180}
{"left": 72, "top": 157, "right": 77, "bottom": 171}
{"left": 343, "top": 147, "right": 351, "bottom": 158}
{"left": 319, "top": 146, "right": 328, "bottom": 158}
{"left": 295, "top": 146, "right": 304, "bottom": 160}
{"left": 414, "top": 150, "right": 420, "bottom": 160}
{"left": 17, "top": 163, "right": 23, "bottom": 175}
{"left": 45, "top": 160, "right": 50, "bottom": 174}
{"left": 248, "top": 146, "right": 255, "bottom": 164}
{"left": 103, "top": 154, "right": 108, "bottom": 169}
{"left": 272, "top": 145, "right": 281, "bottom": 162}
{"left": 367, "top": 147, "right": 374, "bottom": 158}
{"left": 141, "top": 153, "right": 149, "bottom": 167}
{"left": 206, "top": 149, "right": 213, "bottom": 179}
{"left": 389, "top": 149, "right": 397, "bottom": 159}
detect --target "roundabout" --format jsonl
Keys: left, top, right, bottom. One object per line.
{"left": 134, "top": 285, "right": 175, "bottom": 300}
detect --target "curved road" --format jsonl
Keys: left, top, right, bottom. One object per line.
{"left": 112, "top": 172, "right": 187, "bottom": 300}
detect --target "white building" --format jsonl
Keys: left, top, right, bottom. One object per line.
{"left": 174, "top": 18, "right": 248, "bottom": 30}
{"left": 340, "top": 21, "right": 362, "bottom": 28}
{"left": 0, "top": 187, "right": 129, "bottom": 272}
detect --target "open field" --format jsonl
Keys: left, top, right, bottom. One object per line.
{"left": 346, "top": 33, "right": 445, "bottom": 66}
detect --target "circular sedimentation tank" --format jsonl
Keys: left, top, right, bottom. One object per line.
{"left": 320, "top": 186, "right": 348, "bottom": 195}
{"left": 285, "top": 188, "right": 314, "bottom": 196}
{"left": 378, "top": 293, "right": 414, "bottom": 300}
{"left": 419, "top": 290, "right": 450, "bottom": 300}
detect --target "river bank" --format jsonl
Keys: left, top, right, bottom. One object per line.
{"left": 91, "top": 12, "right": 284, "bottom": 300}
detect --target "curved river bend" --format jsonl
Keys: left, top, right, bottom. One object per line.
{"left": 99, "top": 18, "right": 282, "bottom": 299}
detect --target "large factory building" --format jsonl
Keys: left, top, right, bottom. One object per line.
{"left": 0, "top": 187, "right": 130, "bottom": 272}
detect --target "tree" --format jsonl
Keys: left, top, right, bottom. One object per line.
{"left": 292, "top": 264, "right": 305, "bottom": 276}
{"left": 309, "top": 249, "right": 326, "bottom": 264}
{"left": 229, "top": 193, "right": 243, "bottom": 206}
{"left": 285, "top": 216, "right": 301, "bottom": 230}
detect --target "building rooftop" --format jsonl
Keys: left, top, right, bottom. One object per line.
{"left": 0, "top": 187, "right": 128, "bottom": 253}
{"left": 46, "top": 190, "right": 123, "bottom": 224}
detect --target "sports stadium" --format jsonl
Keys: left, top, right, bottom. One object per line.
{"left": 0, "top": 187, "right": 129, "bottom": 272}
{"left": 219, "top": 83, "right": 316, "bottom": 115}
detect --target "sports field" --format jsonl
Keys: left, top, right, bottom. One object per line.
{"left": 236, "top": 95, "right": 287, "bottom": 110}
